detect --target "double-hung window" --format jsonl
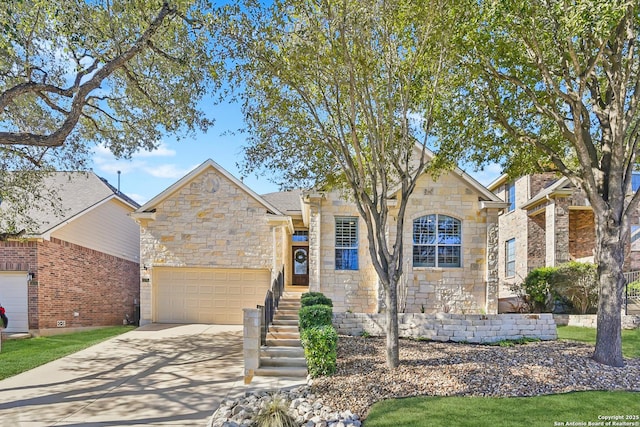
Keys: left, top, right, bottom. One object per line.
{"left": 335, "top": 217, "right": 358, "bottom": 270}
{"left": 505, "top": 238, "right": 516, "bottom": 277}
{"left": 413, "top": 214, "right": 461, "bottom": 267}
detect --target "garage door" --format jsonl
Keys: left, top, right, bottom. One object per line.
{"left": 0, "top": 272, "right": 29, "bottom": 332}
{"left": 154, "top": 267, "right": 270, "bottom": 324}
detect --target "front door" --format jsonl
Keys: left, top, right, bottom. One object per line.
{"left": 292, "top": 246, "right": 309, "bottom": 286}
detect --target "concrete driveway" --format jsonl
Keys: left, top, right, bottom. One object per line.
{"left": 0, "top": 324, "right": 246, "bottom": 426}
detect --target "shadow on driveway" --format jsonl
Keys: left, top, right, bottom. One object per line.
{"left": 0, "top": 324, "right": 244, "bottom": 426}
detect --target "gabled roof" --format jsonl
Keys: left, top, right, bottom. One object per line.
{"left": 135, "top": 159, "right": 284, "bottom": 216}
{"left": 408, "top": 144, "right": 504, "bottom": 202}
{"left": 521, "top": 177, "right": 573, "bottom": 210}
{"left": 1, "top": 171, "right": 140, "bottom": 236}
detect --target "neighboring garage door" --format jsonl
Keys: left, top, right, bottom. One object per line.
{"left": 154, "top": 267, "right": 270, "bottom": 324}
{"left": 0, "top": 271, "right": 29, "bottom": 332}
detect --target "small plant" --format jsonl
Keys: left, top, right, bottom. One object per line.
{"left": 301, "top": 325, "right": 338, "bottom": 377}
{"left": 252, "top": 394, "right": 297, "bottom": 427}
{"left": 301, "top": 292, "right": 333, "bottom": 308}
{"left": 360, "top": 330, "right": 371, "bottom": 338}
{"left": 420, "top": 304, "right": 425, "bottom": 314}
{"left": 520, "top": 266, "right": 558, "bottom": 312}
{"left": 299, "top": 304, "right": 333, "bottom": 331}
{"left": 553, "top": 261, "right": 598, "bottom": 314}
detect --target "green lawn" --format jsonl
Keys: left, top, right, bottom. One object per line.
{"left": 557, "top": 325, "right": 640, "bottom": 358}
{"left": 0, "top": 326, "right": 135, "bottom": 380}
{"left": 365, "top": 391, "right": 640, "bottom": 427}
{"left": 365, "top": 326, "right": 640, "bottom": 426}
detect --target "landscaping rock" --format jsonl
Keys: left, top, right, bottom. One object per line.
{"left": 209, "top": 336, "right": 640, "bottom": 426}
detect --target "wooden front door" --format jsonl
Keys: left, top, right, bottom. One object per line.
{"left": 292, "top": 246, "right": 309, "bottom": 286}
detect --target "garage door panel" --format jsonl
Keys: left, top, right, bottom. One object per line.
{"left": 0, "top": 272, "right": 29, "bottom": 332}
{"left": 154, "top": 267, "right": 269, "bottom": 324}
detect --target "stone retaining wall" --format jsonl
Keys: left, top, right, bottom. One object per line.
{"left": 553, "top": 314, "right": 640, "bottom": 329}
{"left": 333, "top": 312, "right": 557, "bottom": 343}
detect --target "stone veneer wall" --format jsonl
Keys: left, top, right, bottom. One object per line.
{"left": 496, "top": 176, "right": 531, "bottom": 298}
{"left": 333, "top": 312, "right": 557, "bottom": 343}
{"left": 554, "top": 314, "right": 640, "bottom": 329}
{"left": 137, "top": 168, "right": 285, "bottom": 323}
{"left": 309, "top": 171, "right": 501, "bottom": 315}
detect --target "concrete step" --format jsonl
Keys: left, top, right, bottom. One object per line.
{"left": 260, "top": 346, "right": 305, "bottom": 358}
{"left": 254, "top": 366, "right": 308, "bottom": 378}
{"left": 260, "top": 357, "right": 307, "bottom": 368}
{"left": 267, "top": 331, "right": 300, "bottom": 340}
{"left": 266, "top": 338, "right": 302, "bottom": 347}
{"left": 272, "top": 319, "right": 299, "bottom": 326}
{"left": 273, "top": 314, "right": 298, "bottom": 321}
{"left": 268, "top": 325, "right": 299, "bottom": 333}
{"left": 275, "top": 308, "right": 300, "bottom": 315}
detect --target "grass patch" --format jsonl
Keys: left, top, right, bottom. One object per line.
{"left": 558, "top": 325, "right": 640, "bottom": 358}
{"left": 0, "top": 326, "right": 134, "bottom": 380}
{"left": 364, "top": 391, "right": 640, "bottom": 427}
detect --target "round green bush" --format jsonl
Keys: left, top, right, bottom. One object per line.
{"left": 298, "top": 304, "right": 333, "bottom": 331}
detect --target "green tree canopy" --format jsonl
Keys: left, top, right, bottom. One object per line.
{"left": 219, "top": 0, "right": 458, "bottom": 367}
{"left": 0, "top": 0, "right": 219, "bottom": 233}
{"left": 447, "top": 0, "right": 640, "bottom": 366}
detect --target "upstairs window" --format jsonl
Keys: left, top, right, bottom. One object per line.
{"left": 506, "top": 182, "right": 516, "bottom": 212}
{"left": 335, "top": 217, "right": 358, "bottom": 270}
{"left": 413, "top": 214, "right": 461, "bottom": 268}
{"left": 506, "top": 238, "right": 516, "bottom": 277}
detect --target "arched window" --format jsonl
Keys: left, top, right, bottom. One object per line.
{"left": 413, "top": 214, "right": 461, "bottom": 267}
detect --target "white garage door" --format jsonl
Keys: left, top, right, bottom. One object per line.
{"left": 0, "top": 272, "right": 29, "bottom": 332}
{"left": 154, "top": 267, "right": 270, "bottom": 324}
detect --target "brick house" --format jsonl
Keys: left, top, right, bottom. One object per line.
{"left": 0, "top": 172, "right": 140, "bottom": 334}
{"left": 488, "top": 172, "right": 640, "bottom": 312}
{"left": 133, "top": 156, "right": 507, "bottom": 325}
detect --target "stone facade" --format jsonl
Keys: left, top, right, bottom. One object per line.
{"left": 134, "top": 162, "right": 289, "bottom": 324}
{"left": 0, "top": 238, "right": 139, "bottom": 332}
{"left": 333, "top": 312, "right": 558, "bottom": 342}
{"left": 305, "top": 171, "right": 504, "bottom": 315}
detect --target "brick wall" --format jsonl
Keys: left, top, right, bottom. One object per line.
{"left": 569, "top": 210, "right": 595, "bottom": 259}
{"left": 36, "top": 238, "right": 139, "bottom": 330}
{"left": 527, "top": 214, "right": 546, "bottom": 271}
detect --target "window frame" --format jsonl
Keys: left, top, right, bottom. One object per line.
{"left": 412, "top": 214, "right": 462, "bottom": 268}
{"left": 335, "top": 216, "right": 359, "bottom": 270}
{"left": 506, "top": 182, "right": 516, "bottom": 212}
{"left": 505, "top": 238, "right": 516, "bottom": 277}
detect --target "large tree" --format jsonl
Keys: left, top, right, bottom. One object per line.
{"left": 0, "top": 0, "right": 218, "bottom": 232}
{"left": 447, "top": 0, "right": 640, "bottom": 366}
{"left": 220, "top": 0, "right": 456, "bottom": 367}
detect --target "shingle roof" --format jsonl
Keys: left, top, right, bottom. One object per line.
{"left": 261, "top": 190, "right": 303, "bottom": 214}
{"left": 1, "top": 171, "right": 139, "bottom": 235}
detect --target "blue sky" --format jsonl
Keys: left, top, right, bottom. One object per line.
{"left": 90, "top": 99, "right": 504, "bottom": 205}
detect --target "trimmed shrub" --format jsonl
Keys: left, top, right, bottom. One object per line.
{"left": 300, "top": 325, "right": 338, "bottom": 378}
{"left": 520, "top": 266, "right": 558, "bottom": 312}
{"left": 553, "top": 261, "right": 598, "bottom": 314}
{"left": 299, "top": 304, "right": 333, "bottom": 331}
{"left": 301, "top": 292, "right": 333, "bottom": 308}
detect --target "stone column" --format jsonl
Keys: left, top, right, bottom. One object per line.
{"left": 485, "top": 216, "right": 500, "bottom": 314}
{"left": 243, "top": 308, "right": 261, "bottom": 384}
{"left": 545, "top": 198, "right": 570, "bottom": 266}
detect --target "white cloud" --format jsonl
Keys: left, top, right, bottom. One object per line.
{"left": 133, "top": 142, "right": 176, "bottom": 158}
{"left": 143, "top": 163, "right": 197, "bottom": 179}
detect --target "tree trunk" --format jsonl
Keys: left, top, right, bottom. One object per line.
{"left": 385, "top": 277, "right": 400, "bottom": 369}
{"left": 592, "top": 215, "right": 625, "bottom": 367}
